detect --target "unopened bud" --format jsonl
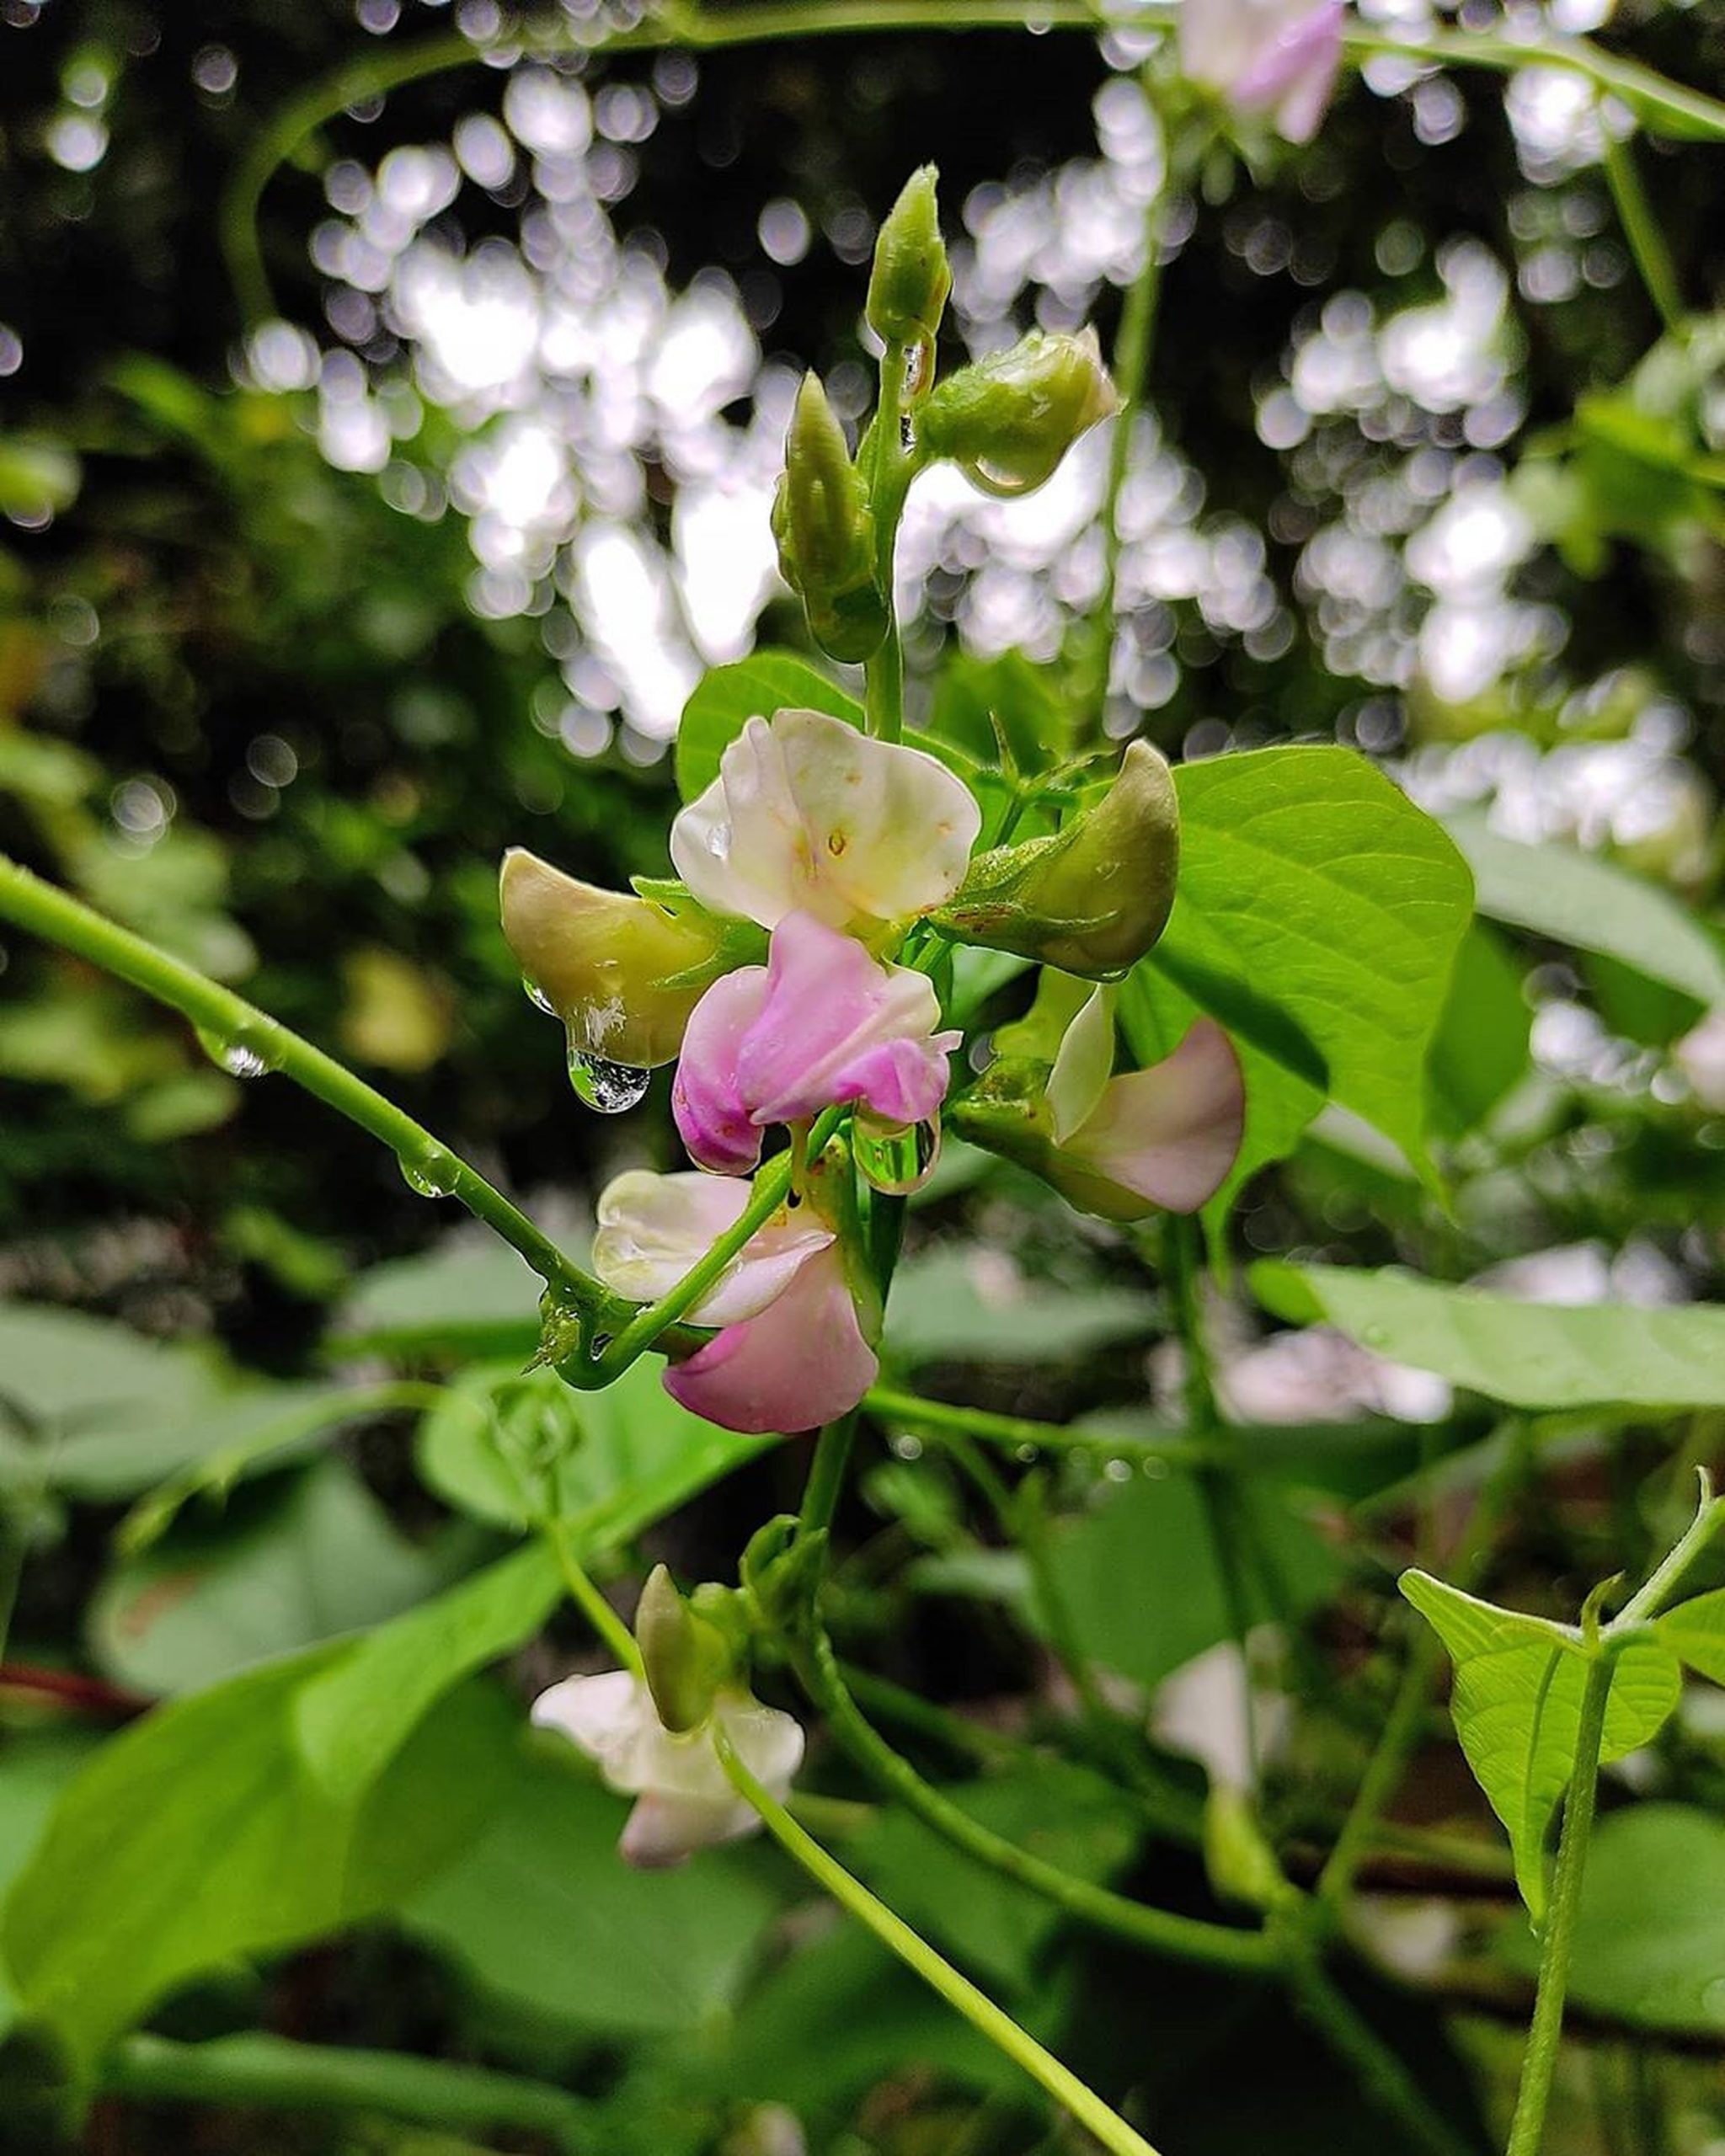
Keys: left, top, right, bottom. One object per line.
{"left": 635, "top": 1564, "right": 734, "bottom": 1734}
{"left": 866, "top": 164, "right": 951, "bottom": 349}
{"left": 772, "top": 374, "right": 888, "bottom": 664}
{"left": 921, "top": 328, "right": 1119, "bottom": 499}
{"left": 930, "top": 741, "right": 1179, "bottom": 979}
{"left": 499, "top": 848, "right": 734, "bottom": 1068}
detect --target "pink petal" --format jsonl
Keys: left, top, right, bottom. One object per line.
{"left": 1063, "top": 1019, "right": 1246, "bottom": 1214}
{"left": 663, "top": 1244, "right": 879, "bottom": 1435}
{"left": 1233, "top": 0, "right": 1343, "bottom": 140}
{"left": 672, "top": 965, "right": 772, "bottom": 1175}
{"left": 830, "top": 1030, "right": 963, "bottom": 1129}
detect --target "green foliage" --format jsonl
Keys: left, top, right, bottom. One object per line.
{"left": 1254, "top": 1262, "right": 1725, "bottom": 1410}
{"left": 675, "top": 650, "right": 862, "bottom": 803}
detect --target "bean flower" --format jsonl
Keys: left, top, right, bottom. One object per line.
{"left": 593, "top": 1169, "right": 878, "bottom": 1433}
{"left": 531, "top": 1668, "right": 804, "bottom": 1868}
{"left": 1179, "top": 0, "right": 1345, "bottom": 145}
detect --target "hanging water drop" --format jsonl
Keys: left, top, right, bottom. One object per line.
{"left": 398, "top": 1142, "right": 459, "bottom": 1198}
{"left": 567, "top": 1044, "right": 651, "bottom": 1114}
{"left": 521, "top": 974, "right": 557, "bottom": 1017}
{"left": 964, "top": 456, "right": 1039, "bottom": 500}
{"left": 854, "top": 1116, "right": 941, "bottom": 1197}
{"left": 195, "top": 1022, "right": 277, "bottom": 1080}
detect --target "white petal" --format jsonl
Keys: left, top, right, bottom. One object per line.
{"left": 670, "top": 709, "right": 980, "bottom": 931}
{"left": 619, "top": 1790, "right": 760, "bottom": 1867}
{"left": 1045, "top": 985, "right": 1117, "bottom": 1145}
{"left": 1065, "top": 1018, "right": 1245, "bottom": 1214}
{"left": 593, "top": 1168, "right": 834, "bottom": 1326}
{"left": 531, "top": 1670, "right": 653, "bottom": 1769}
{"left": 713, "top": 1689, "right": 806, "bottom": 1801}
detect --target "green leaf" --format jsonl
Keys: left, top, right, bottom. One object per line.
{"left": 0, "top": 1732, "right": 103, "bottom": 2040}
{"left": 883, "top": 1247, "right": 1153, "bottom": 1366}
{"left": 414, "top": 1357, "right": 773, "bottom": 1539}
{"left": 675, "top": 649, "right": 862, "bottom": 803}
{"left": 1497, "top": 1806, "right": 1725, "bottom": 2033}
{"left": 2, "top": 1660, "right": 514, "bottom": 2076}
{"left": 402, "top": 1746, "right": 780, "bottom": 2038}
{"left": 88, "top": 1460, "right": 442, "bottom": 1696}
{"left": 1253, "top": 1262, "right": 1725, "bottom": 1411}
{"left": 1399, "top": 1571, "right": 1681, "bottom": 1919}
{"left": 1426, "top": 921, "right": 1531, "bottom": 1137}
{"left": 330, "top": 1245, "right": 545, "bottom": 1361}
{"left": 1147, "top": 748, "right": 1472, "bottom": 1182}
{"left": 1653, "top": 1585, "right": 1725, "bottom": 1684}
{"left": 0, "top": 1301, "right": 212, "bottom": 1441}
{"left": 1449, "top": 814, "right": 1725, "bottom": 1011}
{"left": 927, "top": 648, "right": 1066, "bottom": 775}
{"left": 854, "top": 1760, "right": 1140, "bottom": 1993}
{"left": 1045, "top": 1472, "right": 1343, "bottom": 1693}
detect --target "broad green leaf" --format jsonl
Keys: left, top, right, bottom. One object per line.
{"left": 675, "top": 649, "right": 862, "bottom": 803}
{"left": 0, "top": 1732, "right": 103, "bottom": 2039}
{"left": 1426, "top": 921, "right": 1530, "bottom": 1137}
{"left": 1449, "top": 814, "right": 1725, "bottom": 1011}
{"left": 1400, "top": 1571, "right": 1681, "bottom": 1919}
{"left": 854, "top": 1760, "right": 1140, "bottom": 1993}
{"left": 1045, "top": 1472, "right": 1343, "bottom": 1692}
{"left": 294, "top": 1542, "right": 561, "bottom": 1801}
{"left": 2, "top": 1659, "right": 513, "bottom": 2076}
{"left": 0, "top": 1301, "right": 211, "bottom": 1439}
{"left": 1497, "top": 1806, "right": 1725, "bottom": 2032}
{"left": 1653, "top": 1585, "right": 1725, "bottom": 1684}
{"left": 415, "top": 1355, "right": 773, "bottom": 1539}
{"left": 883, "top": 1247, "right": 1153, "bottom": 1365}
{"left": 330, "top": 1244, "right": 545, "bottom": 1361}
{"left": 88, "top": 1460, "right": 441, "bottom": 1696}
{"left": 1253, "top": 1262, "right": 1725, "bottom": 1411}
{"left": 1151, "top": 747, "right": 1474, "bottom": 1181}
{"left": 402, "top": 1746, "right": 780, "bottom": 2037}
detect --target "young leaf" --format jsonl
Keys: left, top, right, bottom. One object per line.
{"left": 1253, "top": 1262, "right": 1725, "bottom": 1410}
{"left": 1399, "top": 1571, "right": 1681, "bottom": 1920}
{"left": 1653, "top": 1585, "right": 1725, "bottom": 1684}
{"left": 1148, "top": 747, "right": 1474, "bottom": 1183}
{"left": 675, "top": 649, "right": 862, "bottom": 803}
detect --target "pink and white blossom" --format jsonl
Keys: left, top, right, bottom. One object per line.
{"left": 673, "top": 910, "right": 960, "bottom": 1177}
{"left": 531, "top": 1669, "right": 804, "bottom": 1868}
{"left": 1180, "top": 0, "right": 1344, "bottom": 144}
{"left": 670, "top": 707, "right": 980, "bottom": 935}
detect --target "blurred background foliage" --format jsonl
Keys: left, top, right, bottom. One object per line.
{"left": 3, "top": 1, "right": 1725, "bottom": 2152}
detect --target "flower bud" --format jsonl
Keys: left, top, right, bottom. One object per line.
{"left": 930, "top": 741, "right": 1179, "bottom": 979}
{"left": 865, "top": 163, "right": 951, "bottom": 349}
{"left": 635, "top": 1563, "right": 734, "bottom": 1735}
{"left": 771, "top": 374, "right": 888, "bottom": 663}
{"left": 499, "top": 848, "right": 736, "bottom": 1068}
{"left": 920, "top": 328, "right": 1119, "bottom": 499}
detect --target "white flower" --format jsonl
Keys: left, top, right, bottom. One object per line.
{"left": 1180, "top": 0, "right": 1344, "bottom": 146}
{"left": 532, "top": 1668, "right": 804, "bottom": 1868}
{"left": 670, "top": 707, "right": 980, "bottom": 935}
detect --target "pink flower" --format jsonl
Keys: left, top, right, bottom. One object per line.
{"left": 1046, "top": 990, "right": 1246, "bottom": 1216}
{"left": 593, "top": 1168, "right": 879, "bottom": 1434}
{"left": 673, "top": 910, "right": 960, "bottom": 1177}
{"left": 1181, "top": 0, "right": 1344, "bottom": 144}
{"left": 531, "top": 1670, "right": 804, "bottom": 1868}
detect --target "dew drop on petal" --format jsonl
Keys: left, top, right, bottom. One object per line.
{"left": 568, "top": 1045, "right": 651, "bottom": 1114}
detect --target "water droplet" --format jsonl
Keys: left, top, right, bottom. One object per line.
{"left": 964, "top": 456, "right": 1038, "bottom": 499}
{"left": 854, "top": 1116, "right": 941, "bottom": 1196}
{"left": 1103, "top": 1457, "right": 1132, "bottom": 1483}
{"left": 1361, "top": 1324, "right": 1390, "bottom": 1349}
{"left": 521, "top": 974, "right": 556, "bottom": 1016}
{"left": 889, "top": 1431, "right": 924, "bottom": 1461}
{"left": 398, "top": 1143, "right": 459, "bottom": 1198}
{"left": 1015, "top": 1443, "right": 1039, "bottom": 1465}
{"left": 568, "top": 1045, "right": 651, "bottom": 1114}
{"left": 195, "top": 1022, "right": 278, "bottom": 1079}
{"left": 904, "top": 340, "right": 934, "bottom": 399}
{"left": 1142, "top": 1456, "right": 1171, "bottom": 1480}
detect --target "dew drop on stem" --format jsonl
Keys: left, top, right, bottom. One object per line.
{"left": 398, "top": 1142, "right": 459, "bottom": 1198}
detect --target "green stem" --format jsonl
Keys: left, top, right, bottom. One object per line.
{"left": 1612, "top": 1481, "right": 1724, "bottom": 1625}
{"left": 798, "top": 1412, "right": 860, "bottom": 1541}
{"left": 1079, "top": 157, "right": 1167, "bottom": 738}
{"left": 1287, "top": 1952, "right": 1482, "bottom": 2156}
{"left": 1599, "top": 126, "right": 1685, "bottom": 336}
{"left": 1504, "top": 1652, "right": 1615, "bottom": 2156}
{"left": 1316, "top": 1630, "right": 1442, "bottom": 1915}
{"left": 544, "top": 1517, "right": 644, "bottom": 1676}
{"left": 865, "top": 1383, "right": 1221, "bottom": 1470}
{"left": 100, "top": 2033, "right": 593, "bottom": 2155}
{"left": 714, "top": 1727, "right": 1167, "bottom": 2156}
{"left": 0, "top": 857, "right": 602, "bottom": 1315}
{"left": 803, "top": 1626, "right": 1278, "bottom": 1976}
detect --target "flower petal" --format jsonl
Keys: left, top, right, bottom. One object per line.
{"left": 1235, "top": 0, "right": 1343, "bottom": 141}
{"left": 1044, "top": 985, "right": 1116, "bottom": 1145}
{"left": 664, "top": 1243, "right": 879, "bottom": 1435}
{"left": 530, "top": 1668, "right": 652, "bottom": 1770}
{"left": 619, "top": 1790, "right": 759, "bottom": 1869}
{"left": 670, "top": 709, "right": 980, "bottom": 931}
{"left": 671, "top": 967, "right": 772, "bottom": 1177}
{"left": 1063, "top": 1018, "right": 1245, "bottom": 1214}
{"left": 592, "top": 1168, "right": 835, "bottom": 1326}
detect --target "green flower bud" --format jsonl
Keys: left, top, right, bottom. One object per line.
{"left": 772, "top": 373, "right": 889, "bottom": 664}
{"left": 635, "top": 1564, "right": 734, "bottom": 1734}
{"left": 920, "top": 328, "right": 1120, "bottom": 498}
{"left": 930, "top": 742, "right": 1179, "bottom": 979}
{"left": 866, "top": 163, "right": 952, "bottom": 349}
{"left": 499, "top": 848, "right": 736, "bottom": 1068}
{"left": 1203, "top": 1785, "right": 1295, "bottom": 1914}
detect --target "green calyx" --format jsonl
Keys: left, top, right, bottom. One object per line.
{"left": 920, "top": 328, "right": 1120, "bottom": 499}
{"left": 772, "top": 372, "right": 889, "bottom": 664}
{"left": 635, "top": 1564, "right": 740, "bottom": 1734}
{"left": 948, "top": 1059, "right": 1155, "bottom": 1225}
{"left": 866, "top": 163, "right": 952, "bottom": 349}
{"left": 929, "top": 742, "right": 1180, "bottom": 978}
